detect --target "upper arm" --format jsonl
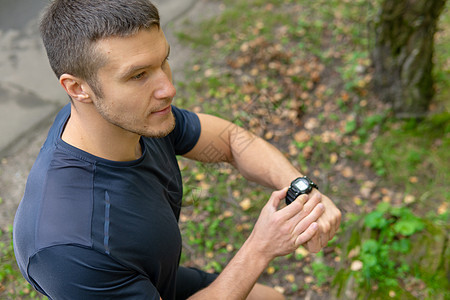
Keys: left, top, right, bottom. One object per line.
{"left": 182, "top": 113, "right": 234, "bottom": 163}
{"left": 28, "top": 245, "right": 160, "bottom": 300}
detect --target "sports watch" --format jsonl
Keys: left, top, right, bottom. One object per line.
{"left": 285, "top": 176, "right": 319, "bottom": 205}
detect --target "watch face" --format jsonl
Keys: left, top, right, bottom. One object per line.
{"left": 293, "top": 178, "right": 309, "bottom": 191}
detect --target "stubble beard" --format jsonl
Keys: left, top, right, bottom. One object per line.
{"left": 109, "top": 111, "right": 176, "bottom": 139}
{"left": 93, "top": 97, "right": 176, "bottom": 139}
{"left": 141, "top": 112, "right": 176, "bottom": 138}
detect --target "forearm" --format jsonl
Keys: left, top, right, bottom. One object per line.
{"left": 185, "top": 114, "right": 302, "bottom": 188}
{"left": 228, "top": 129, "right": 301, "bottom": 189}
{"left": 189, "top": 237, "right": 269, "bottom": 299}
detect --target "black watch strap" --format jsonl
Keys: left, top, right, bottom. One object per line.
{"left": 285, "top": 176, "right": 318, "bottom": 205}
{"left": 285, "top": 188, "right": 298, "bottom": 205}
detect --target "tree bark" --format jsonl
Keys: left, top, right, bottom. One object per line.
{"left": 372, "top": 0, "right": 447, "bottom": 118}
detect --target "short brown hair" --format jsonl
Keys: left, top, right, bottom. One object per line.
{"left": 40, "top": 0, "right": 160, "bottom": 97}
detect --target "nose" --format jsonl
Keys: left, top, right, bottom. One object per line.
{"left": 154, "top": 69, "right": 176, "bottom": 100}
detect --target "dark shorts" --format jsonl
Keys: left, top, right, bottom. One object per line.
{"left": 175, "top": 267, "right": 218, "bottom": 300}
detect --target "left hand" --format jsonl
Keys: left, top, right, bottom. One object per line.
{"left": 303, "top": 190, "right": 341, "bottom": 253}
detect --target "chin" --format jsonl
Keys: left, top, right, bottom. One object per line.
{"left": 142, "top": 114, "right": 176, "bottom": 138}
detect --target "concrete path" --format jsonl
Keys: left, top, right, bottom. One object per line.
{"left": 0, "top": 0, "right": 197, "bottom": 157}
{"left": 0, "top": 0, "right": 227, "bottom": 233}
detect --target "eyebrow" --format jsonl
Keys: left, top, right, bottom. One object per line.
{"left": 118, "top": 44, "right": 171, "bottom": 80}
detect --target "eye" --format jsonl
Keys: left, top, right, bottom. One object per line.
{"left": 162, "top": 55, "right": 170, "bottom": 66}
{"left": 131, "top": 72, "right": 146, "bottom": 80}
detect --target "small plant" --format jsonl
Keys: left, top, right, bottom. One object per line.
{"left": 356, "top": 202, "right": 424, "bottom": 289}
{"left": 311, "top": 259, "right": 333, "bottom": 287}
{"left": 333, "top": 202, "right": 449, "bottom": 299}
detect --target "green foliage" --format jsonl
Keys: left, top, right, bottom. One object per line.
{"left": 311, "top": 259, "right": 333, "bottom": 287}
{"left": 354, "top": 203, "right": 425, "bottom": 289}
{"left": 334, "top": 202, "right": 448, "bottom": 299}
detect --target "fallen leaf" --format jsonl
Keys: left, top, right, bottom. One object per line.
{"left": 294, "top": 130, "right": 311, "bottom": 143}
{"left": 360, "top": 181, "right": 376, "bottom": 198}
{"left": 304, "top": 118, "right": 319, "bottom": 130}
{"left": 289, "top": 144, "right": 299, "bottom": 156}
{"left": 351, "top": 260, "right": 363, "bottom": 271}
{"left": 437, "top": 202, "right": 448, "bottom": 215}
{"left": 341, "top": 166, "right": 354, "bottom": 178}
{"left": 274, "top": 286, "right": 285, "bottom": 294}
{"left": 204, "top": 69, "right": 214, "bottom": 77}
{"left": 264, "top": 131, "right": 274, "bottom": 140}
{"left": 304, "top": 276, "right": 314, "bottom": 283}
{"left": 285, "top": 274, "right": 295, "bottom": 283}
{"left": 179, "top": 213, "right": 188, "bottom": 223}
{"left": 353, "top": 196, "right": 362, "bottom": 206}
{"left": 341, "top": 92, "right": 350, "bottom": 102}
{"left": 348, "top": 246, "right": 360, "bottom": 258}
{"left": 409, "top": 176, "right": 418, "bottom": 183}
{"left": 380, "top": 188, "right": 390, "bottom": 195}
{"left": 266, "top": 266, "right": 275, "bottom": 275}
{"left": 195, "top": 173, "right": 205, "bottom": 181}
{"left": 240, "top": 198, "right": 252, "bottom": 211}
{"left": 295, "top": 247, "right": 309, "bottom": 257}
{"left": 330, "top": 153, "right": 338, "bottom": 164}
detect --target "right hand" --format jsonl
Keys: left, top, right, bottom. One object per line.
{"left": 248, "top": 188, "right": 324, "bottom": 261}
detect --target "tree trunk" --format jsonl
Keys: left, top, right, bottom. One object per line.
{"left": 372, "top": 0, "right": 447, "bottom": 118}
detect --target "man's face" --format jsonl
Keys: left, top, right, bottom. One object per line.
{"left": 91, "top": 27, "right": 176, "bottom": 138}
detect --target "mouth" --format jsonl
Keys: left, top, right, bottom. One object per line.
{"left": 152, "top": 105, "right": 171, "bottom": 116}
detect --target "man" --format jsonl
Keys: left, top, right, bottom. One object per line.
{"left": 13, "top": 0, "right": 341, "bottom": 299}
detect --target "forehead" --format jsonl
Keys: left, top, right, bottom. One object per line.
{"left": 95, "top": 27, "right": 168, "bottom": 76}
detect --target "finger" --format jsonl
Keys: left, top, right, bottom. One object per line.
{"left": 317, "top": 217, "right": 331, "bottom": 248}
{"left": 319, "top": 210, "right": 342, "bottom": 247}
{"left": 292, "top": 203, "right": 324, "bottom": 235}
{"left": 305, "top": 232, "right": 321, "bottom": 253}
{"left": 293, "top": 192, "right": 322, "bottom": 221}
{"left": 286, "top": 194, "right": 322, "bottom": 233}
{"left": 328, "top": 216, "right": 338, "bottom": 241}
{"left": 280, "top": 194, "right": 309, "bottom": 220}
{"left": 329, "top": 211, "right": 342, "bottom": 242}
{"left": 295, "top": 222, "right": 318, "bottom": 246}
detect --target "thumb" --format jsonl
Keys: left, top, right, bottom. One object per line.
{"left": 269, "top": 187, "right": 289, "bottom": 209}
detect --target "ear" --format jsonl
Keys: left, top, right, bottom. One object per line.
{"left": 59, "top": 74, "right": 92, "bottom": 103}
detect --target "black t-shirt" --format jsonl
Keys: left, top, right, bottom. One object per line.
{"left": 13, "top": 104, "right": 201, "bottom": 299}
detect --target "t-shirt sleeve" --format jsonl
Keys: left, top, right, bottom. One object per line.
{"left": 28, "top": 245, "right": 160, "bottom": 300}
{"left": 169, "top": 106, "right": 201, "bottom": 155}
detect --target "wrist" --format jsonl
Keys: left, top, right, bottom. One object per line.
{"left": 244, "top": 231, "right": 275, "bottom": 268}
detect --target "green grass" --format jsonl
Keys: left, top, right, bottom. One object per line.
{"left": 175, "top": 0, "right": 449, "bottom": 298}
{"left": 0, "top": 226, "right": 41, "bottom": 299}
{"left": 371, "top": 114, "right": 450, "bottom": 202}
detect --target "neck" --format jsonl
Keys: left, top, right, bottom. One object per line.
{"left": 62, "top": 103, "right": 142, "bottom": 162}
